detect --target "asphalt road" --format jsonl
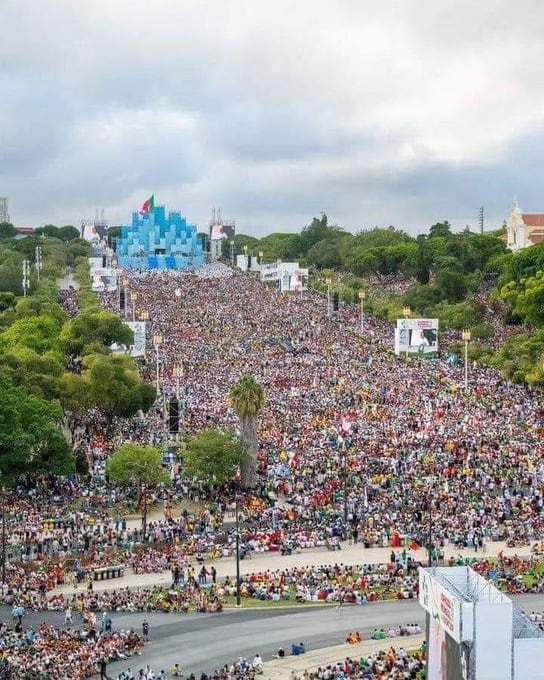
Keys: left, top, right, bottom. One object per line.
{"left": 10, "top": 594, "right": 544, "bottom": 678}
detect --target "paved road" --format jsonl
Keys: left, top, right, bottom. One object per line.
{"left": 10, "top": 593, "right": 540, "bottom": 678}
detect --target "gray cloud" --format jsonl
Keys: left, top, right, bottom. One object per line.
{"left": 1, "top": 0, "right": 544, "bottom": 234}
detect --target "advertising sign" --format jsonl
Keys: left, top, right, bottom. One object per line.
{"left": 396, "top": 318, "right": 439, "bottom": 355}
{"left": 419, "top": 568, "right": 461, "bottom": 642}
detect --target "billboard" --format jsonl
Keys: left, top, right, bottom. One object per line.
{"left": 91, "top": 267, "right": 118, "bottom": 292}
{"left": 396, "top": 318, "right": 438, "bottom": 355}
{"left": 209, "top": 222, "right": 235, "bottom": 241}
{"left": 419, "top": 568, "right": 461, "bottom": 642}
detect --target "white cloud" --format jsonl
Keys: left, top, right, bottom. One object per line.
{"left": 1, "top": 0, "right": 544, "bottom": 233}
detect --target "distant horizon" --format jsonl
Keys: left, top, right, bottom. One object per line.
{"left": 3, "top": 1, "right": 542, "bottom": 239}
{"left": 8, "top": 204, "right": 508, "bottom": 240}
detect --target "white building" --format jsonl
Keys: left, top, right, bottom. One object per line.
{"left": 506, "top": 200, "right": 544, "bottom": 251}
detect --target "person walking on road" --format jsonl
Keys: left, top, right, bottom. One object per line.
{"left": 142, "top": 619, "right": 150, "bottom": 642}
{"left": 99, "top": 656, "right": 108, "bottom": 680}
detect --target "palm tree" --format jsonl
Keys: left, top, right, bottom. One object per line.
{"left": 229, "top": 374, "right": 265, "bottom": 488}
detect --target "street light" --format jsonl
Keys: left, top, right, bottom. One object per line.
{"left": 243, "top": 244, "right": 248, "bottom": 271}
{"left": 402, "top": 307, "right": 411, "bottom": 359}
{"left": 153, "top": 332, "right": 163, "bottom": 396}
{"left": 339, "top": 438, "right": 348, "bottom": 523}
{"left": 358, "top": 290, "right": 366, "bottom": 333}
{"left": 130, "top": 291, "right": 138, "bottom": 322}
{"left": 325, "top": 277, "right": 332, "bottom": 319}
{"left": 462, "top": 329, "right": 471, "bottom": 390}
{"left": 229, "top": 239, "right": 235, "bottom": 267}
{"left": 235, "top": 489, "right": 241, "bottom": 607}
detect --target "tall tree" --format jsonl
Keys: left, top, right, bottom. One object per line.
{"left": 105, "top": 443, "right": 170, "bottom": 537}
{"left": 0, "top": 377, "right": 74, "bottom": 482}
{"left": 184, "top": 429, "right": 248, "bottom": 487}
{"left": 229, "top": 375, "right": 265, "bottom": 489}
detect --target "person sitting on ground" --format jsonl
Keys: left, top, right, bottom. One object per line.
{"left": 346, "top": 631, "right": 362, "bottom": 644}
{"left": 252, "top": 653, "right": 263, "bottom": 673}
{"left": 171, "top": 663, "right": 183, "bottom": 676}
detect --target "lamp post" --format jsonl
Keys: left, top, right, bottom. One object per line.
{"left": 235, "top": 487, "right": 241, "bottom": 607}
{"left": 243, "top": 244, "right": 248, "bottom": 271}
{"left": 462, "top": 329, "right": 471, "bottom": 390}
{"left": 173, "top": 362, "right": 184, "bottom": 438}
{"left": 130, "top": 292, "right": 138, "bottom": 322}
{"left": 326, "top": 277, "right": 332, "bottom": 319}
{"left": 153, "top": 332, "right": 163, "bottom": 396}
{"left": 229, "top": 240, "right": 234, "bottom": 267}
{"left": 427, "top": 494, "right": 433, "bottom": 567}
{"left": 340, "top": 439, "right": 348, "bottom": 524}
{"left": 358, "top": 290, "right": 366, "bottom": 333}
{"left": 402, "top": 307, "right": 411, "bottom": 359}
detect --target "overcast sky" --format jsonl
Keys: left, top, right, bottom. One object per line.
{"left": 1, "top": 0, "right": 543, "bottom": 236}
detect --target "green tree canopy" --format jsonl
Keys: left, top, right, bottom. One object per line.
{"left": 106, "top": 443, "right": 170, "bottom": 536}
{"left": 0, "top": 223, "right": 16, "bottom": 239}
{"left": 58, "top": 225, "right": 81, "bottom": 242}
{"left": 59, "top": 353, "right": 156, "bottom": 419}
{"left": 0, "top": 377, "right": 74, "bottom": 483}
{"left": 183, "top": 428, "right": 248, "bottom": 486}
{"left": 60, "top": 309, "right": 134, "bottom": 355}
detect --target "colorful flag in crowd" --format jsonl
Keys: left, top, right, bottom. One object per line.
{"left": 140, "top": 194, "right": 155, "bottom": 214}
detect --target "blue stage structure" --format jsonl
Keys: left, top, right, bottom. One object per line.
{"left": 116, "top": 205, "right": 204, "bottom": 271}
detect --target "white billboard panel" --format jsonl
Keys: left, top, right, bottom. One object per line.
{"left": 396, "top": 318, "right": 439, "bottom": 355}
{"left": 419, "top": 568, "right": 461, "bottom": 642}
{"left": 111, "top": 321, "right": 146, "bottom": 357}
{"left": 125, "top": 321, "right": 146, "bottom": 357}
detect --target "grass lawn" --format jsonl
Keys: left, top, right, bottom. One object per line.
{"left": 222, "top": 595, "right": 333, "bottom": 609}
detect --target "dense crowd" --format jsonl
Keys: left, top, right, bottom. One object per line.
{"left": 99, "top": 268, "right": 544, "bottom": 554}
{"left": 4, "top": 263, "right": 544, "bottom": 675}
{"left": 0, "top": 621, "right": 143, "bottom": 679}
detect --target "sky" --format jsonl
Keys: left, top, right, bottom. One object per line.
{"left": 1, "top": 0, "right": 544, "bottom": 237}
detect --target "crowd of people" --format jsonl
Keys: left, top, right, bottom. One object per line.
{"left": 304, "top": 645, "right": 426, "bottom": 680}
{"left": 0, "top": 620, "right": 143, "bottom": 679}
{"left": 100, "top": 268, "right": 544, "bottom": 554}
{"left": 3, "top": 263, "right": 544, "bottom": 675}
